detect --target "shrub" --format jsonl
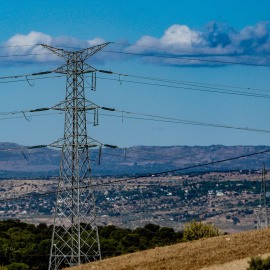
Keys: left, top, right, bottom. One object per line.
{"left": 7, "top": 263, "right": 29, "bottom": 270}
{"left": 144, "top": 223, "right": 160, "bottom": 233}
{"left": 232, "top": 217, "right": 240, "bottom": 225}
{"left": 183, "top": 220, "right": 220, "bottom": 242}
{"left": 247, "top": 256, "right": 270, "bottom": 270}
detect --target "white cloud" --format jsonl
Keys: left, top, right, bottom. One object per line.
{"left": 1, "top": 22, "right": 270, "bottom": 67}
{"left": 6, "top": 31, "right": 52, "bottom": 48}
{"left": 125, "top": 21, "right": 270, "bottom": 66}
{"left": 160, "top": 25, "right": 204, "bottom": 47}
{"left": 87, "top": 38, "right": 106, "bottom": 47}
{"left": 0, "top": 31, "right": 110, "bottom": 66}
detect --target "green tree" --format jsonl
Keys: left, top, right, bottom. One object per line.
{"left": 183, "top": 220, "right": 220, "bottom": 242}
{"left": 7, "top": 263, "right": 29, "bottom": 270}
{"left": 99, "top": 225, "right": 117, "bottom": 238}
{"left": 121, "top": 234, "right": 140, "bottom": 247}
{"left": 100, "top": 238, "right": 119, "bottom": 258}
{"left": 144, "top": 223, "right": 160, "bottom": 233}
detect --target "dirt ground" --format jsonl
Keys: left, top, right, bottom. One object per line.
{"left": 201, "top": 253, "right": 270, "bottom": 270}
{"left": 65, "top": 227, "right": 270, "bottom": 270}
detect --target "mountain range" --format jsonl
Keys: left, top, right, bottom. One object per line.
{"left": 0, "top": 143, "right": 269, "bottom": 178}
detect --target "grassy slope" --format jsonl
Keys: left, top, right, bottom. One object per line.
{"left": 65, "top": 227, "right": 270, "bottom": 270}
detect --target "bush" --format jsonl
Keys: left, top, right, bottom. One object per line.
{"left": 7, "top": 263, "right": 29, "bottom": 270}
{"left": 144, "top": 223, "right": 160, "bottom": 233}
{"left": 232, "top": 217, "right": 240, "bottom": 225}
{"left": 183, "top": 220, "right": 220, "bottom": 242}
{"left": 247, "top": 256, "right": 270, "bottom": 270}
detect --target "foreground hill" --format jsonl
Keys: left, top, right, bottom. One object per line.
{"left": 66, "top": 227, "right": 270, "bottom": 270}
{"left": 1, "top": 143, "right": 270, "bottom": 177}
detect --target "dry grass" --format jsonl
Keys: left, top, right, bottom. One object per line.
{"left": 65, "top": 227, "right": 270, "bottom": 270}
{"left": 201, "top": 253, "right": 270, "bottom": 270}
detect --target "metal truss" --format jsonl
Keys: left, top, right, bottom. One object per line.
{"left": 257, "top": 162, "right": 269, "bottom": 229}
{"left": 40, "top": 43, "right": 109, "bottom": 269}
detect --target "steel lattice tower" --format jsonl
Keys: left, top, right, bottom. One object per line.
{"left": 40, "top": 43, "right": 109, "bottom": 270}
{"left": 257, "top": 162, "right": 269, "bottom": 229}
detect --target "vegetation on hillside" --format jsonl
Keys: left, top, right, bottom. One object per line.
{"left": 183, "top": 220, "right": 221, "bottom": 242}
{"left": 0, "top": 219, "right": 220, "bottom": 269}
{"left": 247, "top": 256, "right": 270, "bottom": 270}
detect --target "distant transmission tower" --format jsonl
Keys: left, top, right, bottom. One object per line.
{"left": 257, "top": 162, "right": 269, "bottom": 229}
{"left": 40, "top": 43, "right": 110, "bottom": 269}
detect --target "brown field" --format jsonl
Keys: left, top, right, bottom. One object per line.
{"left": 65, "top": 227, "right": 270, "bottom": 270}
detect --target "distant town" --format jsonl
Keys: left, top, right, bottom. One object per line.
{"left": 0, "top": 169, "right": 265, "bottom": 233}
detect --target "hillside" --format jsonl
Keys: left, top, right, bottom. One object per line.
{"left": 1, "top": 143, "right": 270, "bottom": 177}
{"left": 66, "top": 227, "right": 270, "bottom": 270}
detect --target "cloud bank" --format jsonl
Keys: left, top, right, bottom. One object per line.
{"left": 125, "top": 21, "right": 270, "bottom": 66}
{"left": 1, "top": 21, "right": 270, "bottom": 67}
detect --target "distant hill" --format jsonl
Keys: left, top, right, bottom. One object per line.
{"left": 66, "top": 227, "right": 270, "bottom": 270}
{"left": 0, "top": 142, "right": 270, "bottom": 178}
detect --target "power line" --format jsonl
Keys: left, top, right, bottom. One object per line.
{"left": 0, "top": 111, "right": 63, "bottom": 122}
{"left": 0, "top": 75, "right": 64, "bottom": 85}
{"left": 0, "top": 144, "right": 190, "bottom": 174}
{"left": 1, "top": 148, "right": 270, "bottom": 203}
{"left": 0, "top": 100, "right": 269, "bottom": 136}
{"left": 96, "top": 76, "right": 270, "bottom": 99}
{"left": 0, "top": 141, "right": 260, "bottom": 176}
{"left": 0, "top": 138, "right": 262, "bottom": 176}
{"left": 95, "top": 148, "right": 270, "bottom": 186}
{"left": 0, "top": 52, "right": 53, "bottom": 58}
{"left": 1, "top": 43, "right": 269, "bottom": 62}
{"left": 0, "top": 107, "right": 52, "bottom": 116}
{"left": 101, "top": 49, "right": 270, "bottom": 68}
{"left": 94, "top": 110, "right": 270, "bottom": 134}
{"left": 1, "top": 71, "right": 269, "bottom": 99}
{"left": 0, "top": 64, "right": 268, "bottom": 96}
{"left": 0, "top": 175, "right": 262, "bottom": 201}
{"left": 1, "top": 45, "right": 270, "bottom": 68}
{"left": 0, "top": 101, "right": 265, "bottom": 133}
{"left": 112, "top": 42, "right": 270, "bottom": 62}
{"left": 0, "top": 70, "right": 53, "bottom": 81}
{"left": 0, "top": 140, "right": 227, "bottom": 170}
{"left": 99, "top": 151, "right": 186, "bottom": 166}
{"left": 0, "top": 42, "right": 262, "bottom": 60}
{"left": 0, "top": 144, "right": 50, "bottom": 153}
{"left": 97, "top": 70, "right": 270, "bottom": 93}
{"left": 0, "top": 150, "right": 58, "bottom": 161}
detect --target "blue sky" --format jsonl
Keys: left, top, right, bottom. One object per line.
{"left": 1, "top": 0, "right": 270, "bottom": 147}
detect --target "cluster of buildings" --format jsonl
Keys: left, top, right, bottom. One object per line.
{"left": 0, "top": 197, "right": 55, "bottom": 216}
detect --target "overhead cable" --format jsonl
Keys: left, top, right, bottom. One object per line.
{"left": 97, "top": 70, "right": 270, "bottom": 93}
{"left": 1, "top": 148, "right": 270, "bottom": 202}
{"left": 96, "top": 76, "right": 270, "bottom": 99}
{"left": 0, "top": 45, "right": 269, "bottom": 68}
{"left": 101, "top": 49, "right": 270, "bottom": 68}
{"left": 1, "top": 43, "right": 269, "bottom": 62}
{"left": 0, "top": 102, "right": 269, "bottom": 135}
{"left": 112, "top": 42, "right": 270, "bottom": 62}
{"left": 96, "top": 110, "right": 270, "bottom": 134}
{"left": 0, "top": 112, "right": 63, "bottom": 122}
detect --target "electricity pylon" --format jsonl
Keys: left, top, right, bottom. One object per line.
{"left": 257, "top": 162, "right": 269, "bottom": 229}
{"left": 40, "top": 43, "right": 110, "bottom": 269}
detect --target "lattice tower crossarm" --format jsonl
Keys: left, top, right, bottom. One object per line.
{"left": 39, "top": 43, "right": 110, "bottom": 270}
